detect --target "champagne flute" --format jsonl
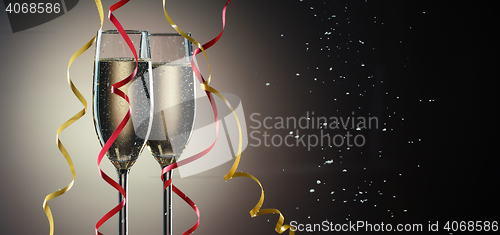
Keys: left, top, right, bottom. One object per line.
{"left": 93, "top": 30, "right": 153, "bottom": 235}
{"left": 147, "top": 33, "right": 195, "bottom": 235}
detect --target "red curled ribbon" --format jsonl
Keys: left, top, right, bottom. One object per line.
{"left": 162, "top": 0, "right": 295, "bottom": 234}
{"left": 158, "top": 0, "right": 229, "bottom": 233}
{"left": 95, "top": 1, "right": 139, "bottom": 235}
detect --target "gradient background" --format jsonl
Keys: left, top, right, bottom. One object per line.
{"left": 0, "top": 0, "right": 498, "bottom": 234}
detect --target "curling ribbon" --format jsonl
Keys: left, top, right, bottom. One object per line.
{"left": 162, "top": 0, "right": 295, "bottom": 234}
{"left": 42, "top": 1, "right": 104, "bottom": 235}
{"left": 95, "top": 1, "right": 140, "bottom": 235}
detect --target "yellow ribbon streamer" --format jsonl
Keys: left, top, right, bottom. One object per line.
{"left": 162, "top": 0, "right": 212, "bottom": 86}
{"left": 42, "top": 1, "right": 104, "bottom": 234}
{"left": 163, "top": 1, "right": 294, "bottom": 234}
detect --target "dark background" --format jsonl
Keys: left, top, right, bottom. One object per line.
{"left": 239, "top": 0, "right": 498, "bottom": 232}
{"left": 0, "top": 0, "right": 497, "bottom": 234}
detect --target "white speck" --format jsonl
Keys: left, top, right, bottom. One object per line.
{"left": 310, "top": 189, "right": 315, "bottom": 193}
{"left": 289, "top": 131, "right": 293, "bottom": 134}
{"left": 265, "top": 82, "right": 270, "bottom": 86}
{"left": 296, "top": 73, "right": 300, "bottom": 76}
{"left": 346, "top": 92, "right": 350, "bottom": 95}
{"left": 342, "top": 169, "right": 347, "bottom": 172}
{"left": 316, "top": 180, "right": 321, "bottom": 184}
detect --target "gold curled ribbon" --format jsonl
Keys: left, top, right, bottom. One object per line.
{"left": 163, "top": 0, "right": 294, "bottom": 234}
{"left": 42, "top": 1, "right": 104, "bottom": 234}
{"left": 162, "top": 0, "right": 211, "bottom": 85}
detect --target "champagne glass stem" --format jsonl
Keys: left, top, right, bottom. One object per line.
{"left": 163, "top": 169, "right": 173, "bottom": 235}
{"left": 118, "top": 169, "right": 129, "bottom": 235}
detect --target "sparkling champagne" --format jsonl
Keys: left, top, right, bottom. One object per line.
{"left": 147, "top": 62, "right": 195, "bottom": 167}
{"left": 93, "top": 58, "right": 153, "bottom": 170}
